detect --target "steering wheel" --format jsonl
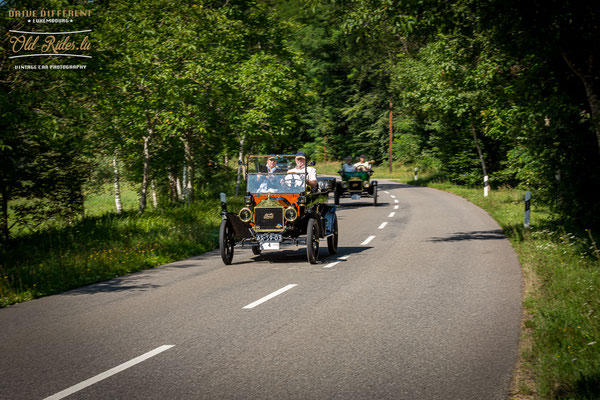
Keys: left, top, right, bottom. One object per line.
{"left": 356, "top": 165, "right": 368, "bottom": 172}
{"left": 283, "top": 175, "right": 297, "bottom": 187}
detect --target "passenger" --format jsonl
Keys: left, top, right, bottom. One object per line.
{"left": 257, "top": 156, "right": 281, "bottom": 192}
{"left": 265, "top": 156, "right": 280, "bottom": 173}
{"left": 341, "top": 156, "right": 356, "bottom": 172}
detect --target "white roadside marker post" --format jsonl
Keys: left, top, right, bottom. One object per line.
{"left": 524, "top": 191, "right": 531, "bottom": 228}
{"left": 483, "top": 175, "right": 489, "bottom": 197}
{"left": 414, "top": 167, "right": 418, "bottom": 181}
{"left": 220, "top": 192, "right": 227, "bottom": 216}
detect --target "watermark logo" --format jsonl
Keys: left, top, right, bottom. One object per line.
{"left": 6, "top": 8, "right": 93, "bottom": 70}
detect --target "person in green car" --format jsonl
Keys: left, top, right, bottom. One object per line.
{"left": 341, "top": 156, "right": 356, "bottom": 172}
{"left": 354, "top": 154, "right": 372, "bottom": 172}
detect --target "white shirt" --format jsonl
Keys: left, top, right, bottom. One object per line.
{"left": 285, "top": 166, "right": 317, "bottom": 186}
{"left": 354, "top": 161, "right": 371, "bottom": 170}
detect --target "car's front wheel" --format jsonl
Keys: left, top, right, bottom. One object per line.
{"left": 373, "top": 184, "right": 378, "bottom": 206}
{"left": 219, "top": 219, "right": 235, "bottom": 265}
{"left": 306, "top": 217, "right": 320, "bottom": 264}
{"left": 327, "top": 213, "right": 338, "bottom": 255}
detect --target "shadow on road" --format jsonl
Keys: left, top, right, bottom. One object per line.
{"left": 64, "top": 277, "right": 161, "bottom": 295}
{"left": 245, "top": 245, "right": 371, "bottom": 265}
{"left": 335, "top": 201, "right": 390, "bottom": 210}
{"left": 427, "top": 229, "right": 506, "bottom": 242}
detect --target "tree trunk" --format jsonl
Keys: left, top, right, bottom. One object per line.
{"left": 113, "top": 150, "right": 123, "bottom": 215}
{"left": 168, "top": 170, "right": 178, "bottom": 202}
{"left": 1, "top": 182, "right": 9, "bottom": 242}
{"left": 235, "top": 134, "right": 246, "bottom": 196}
{"left": 176, "top": 176, "right": 183, "bottom": 200}
{"left": 471, "top": 123, "right": 488, "bottom": 178}
{"left": 182, "top": 135, "right": 194, "bottom": 203}
{"left": 151, "top": 179, "right": 158, "bottom": 208}
{"left": 561, "top": 51, "right": 600, "bottom": 155}
{"left": 139, "top": 134, "right": 151, "bottom": 213}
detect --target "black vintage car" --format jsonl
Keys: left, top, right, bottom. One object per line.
{"left": 219, "top": 155, "right": 338, "bottom": 265}
{"left": 334, "top": 163, "right": 378, "bottom": 206}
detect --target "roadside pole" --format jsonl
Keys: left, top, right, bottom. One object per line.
{"left": 484, "top": 175, "right": 489, "bottom": 197}
{"left": 414, "top": 167, "right": 418, "bottom": 181}
{"left": 524, "top": 191, "right": 531, "bottom": 228}
{"left": 389, "top": 101, "right": 393, "bottom": 173}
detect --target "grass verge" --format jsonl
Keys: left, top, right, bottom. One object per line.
{"left": 404, "top": 179, "right": 600, "bottom": 399}
{"left": 0, "top": 197, "right": 243, "bottom": 307}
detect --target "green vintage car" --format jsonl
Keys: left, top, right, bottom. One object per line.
{"left": 334, "top": 163, "right": 378, "bottom": 206}
{"left": 219, "top": 154, "right": 338, "bottom": 265}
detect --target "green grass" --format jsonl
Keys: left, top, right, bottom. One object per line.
{"left": 0, "top": 187, "right": 243, "bottom": 307}
{"left": 84, "top": 182, "right": 139, "bottom": 216}
{"left": 403, "top": 179, "right": 600, "bottom": 399}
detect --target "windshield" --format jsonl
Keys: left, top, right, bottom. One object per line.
{"left": 247, "top": 172, "right": 307, "bottom": 194}
{"left": 342, "top": 171, "right": 368, "bottom": 177}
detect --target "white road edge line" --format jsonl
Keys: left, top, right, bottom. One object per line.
{"left": 378, "top": 222, "right": 388, "bottom": 229}
{"left": 394, "top": 205, "right": 399, "bottom": 210}
{"left": 339, "top": 255, "right": 350, "bottom": 260}
{"left": 243, "top": 284, "right": 297, "bottom": 309}
{"left": 388, "top": 212, "right": 396, "bottom": 217}
{"left": 43, "top": 345, "right": 175, "bottom": 400}
{"left": 361, "top": 235, "right": 375, "bottom": 245}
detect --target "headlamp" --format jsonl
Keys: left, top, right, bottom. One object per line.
{"left": 239, "top": 208, "right": 253, "bottom": 223}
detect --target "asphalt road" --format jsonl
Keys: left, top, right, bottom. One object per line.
{"left": 0, "top": 180, "right": 522, "bottom": 400}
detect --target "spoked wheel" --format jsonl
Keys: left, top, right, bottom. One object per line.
{"left": 327, "top": 213, "right": 338, "bottom": 255}
{"left": 373, "top": 184, "right": 378, "bottom": 206}
{"left": 219, "top": 219, "right": 235, "bottom": 265}
{"left": 306, "top": 217, "right": 320, "bottom": 264}
{"left": 251, "top": 246, "right": 262, "bottom": 255}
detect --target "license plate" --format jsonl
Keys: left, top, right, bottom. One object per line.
{"left": 260, "top": 242, "right": 280, "bottom": 250}
{"left": 256, "top": 233, "right": 282, "bottom": 242}
{"left": 351, "top": 194, "right": 361, "bottom": 200}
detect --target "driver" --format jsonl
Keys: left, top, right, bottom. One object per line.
{"left": 284, "top": 151, "right": 317, "bottom": 189}
{"left": 354, "top": 154, "right": 372, "bottom": 171}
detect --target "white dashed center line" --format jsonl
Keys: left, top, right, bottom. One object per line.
{"left": 243, "top": 284, "right": 297, "bottom": 309}
{"left": 378, "top": 222, "right": 388, "bottom": 229}
{"left": 394, "top": 199, "right": 399, "bottom": 203}
{"left": 323, "top": 254, "right": 352, "bottom": 268}
{"left": 361, "top": 235, "right": 376, "bottom": 245}
{"left": 390, "top": 195, "right": 396, "bottom": 198}
{"left": 43, "top": 345, "right": 175, "bottom": 400}
{"left": 384, "top": 191, "right": 390, "bottom": 194}
{"left": 394, "top": 205, "right": 399, "bottom": 210}
{"left": 388, "top": 212, "right": 396, "bottom": 217}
